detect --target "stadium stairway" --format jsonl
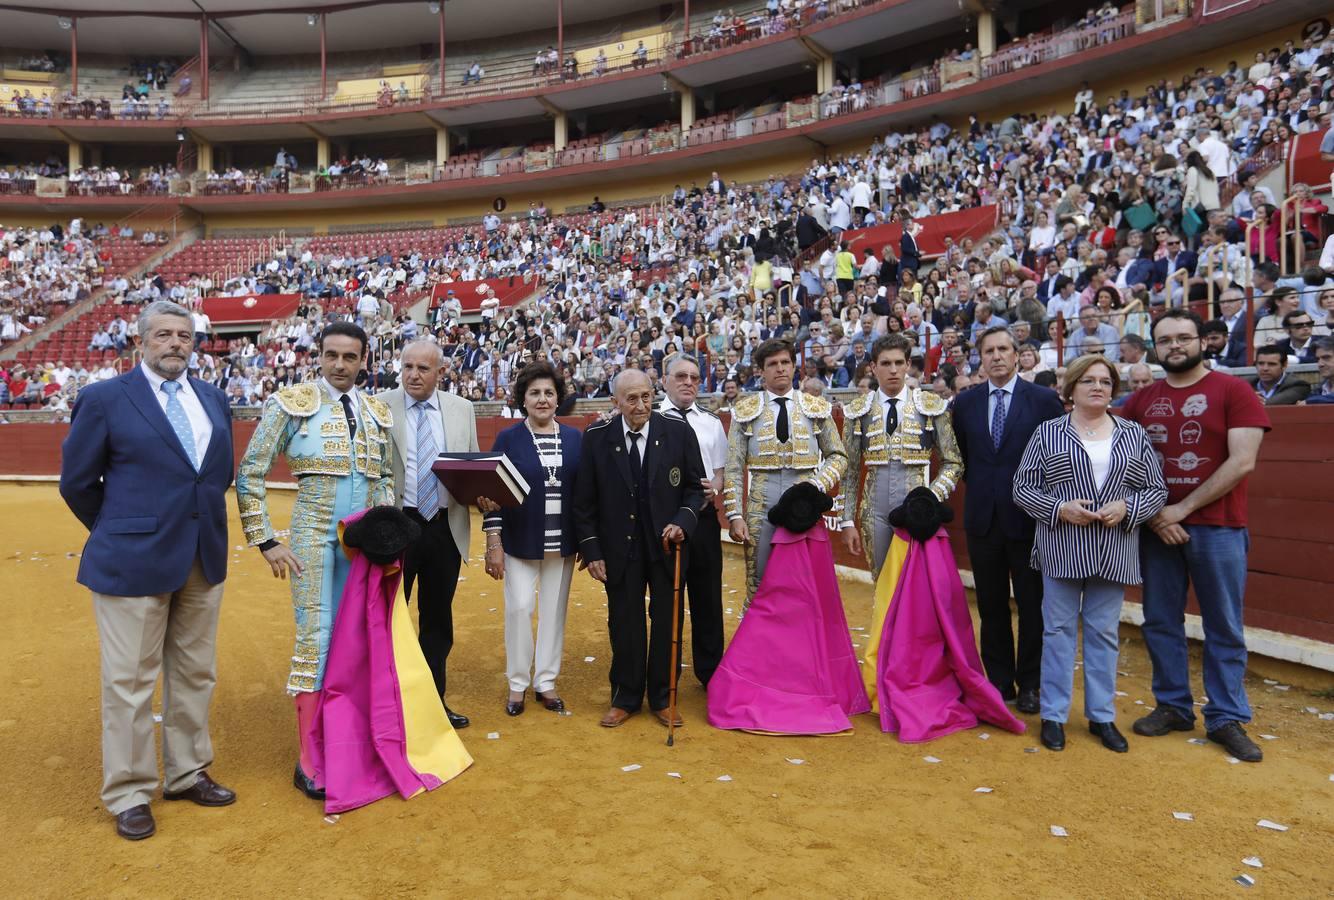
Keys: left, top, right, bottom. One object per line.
{"left": 1, "top": 227, "right": 201, "bottom": 369}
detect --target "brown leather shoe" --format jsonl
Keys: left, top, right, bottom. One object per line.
{"left": 115, "top": 804, "right": 156, "bottom": 841}
{"left": 653, "top": 708, "right": 684, "bottom": 728}
{"left": 163, "top": 771, "right": 236, "bottom": 807}
{"left": 599, "top": 707, "right": 635, "bottom": 728}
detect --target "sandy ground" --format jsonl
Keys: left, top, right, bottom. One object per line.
{"left": 0, "top": 482, "right": 1331, "bottom": 899}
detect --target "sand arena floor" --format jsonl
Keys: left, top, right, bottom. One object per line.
{"left": 0, "top": 482, "right": 1331, "bottom": 898}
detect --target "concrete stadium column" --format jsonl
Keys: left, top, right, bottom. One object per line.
{"left": 553, "top": 112, "right": 568, "bottom": 151}
{"left": 435, "top": 125, "right": 451, "bottom": 166}
{"left": 317, "top": 136, "right": 330, "bottom": 169}
{"left": 190, "top": 132, "right": 213, "bottom": 172}
{"left": 800, "top": 37, "right": 834, "bottom": 93}
{"left": 978, "top": 11, "right": 996, "bottom": 57}
{"left": 665, "top": 74, "right": 695, "bottom": 130}
{"left": 817, "top": 57, "right": 834, "bottom": 94}
{"left": 67, "top": 139, "right": 82, "bottom": 172}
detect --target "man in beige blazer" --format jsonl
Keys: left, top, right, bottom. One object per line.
{"left": 382, "top": 338, "right": 479, "bottom": 728}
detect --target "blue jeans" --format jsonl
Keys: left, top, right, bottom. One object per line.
{"left": 1040, "top": 575, "right": 1124, "bottom": 724}
{"left": 1139, "top": 525, "right": 1250, "bottom": 731}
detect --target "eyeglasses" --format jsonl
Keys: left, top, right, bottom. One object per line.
{"left": 1156, "top": 335, "right": 1200, "bottom": 348}
{"left": 1290, "top": 321, "right": 1313, "bottom": 329}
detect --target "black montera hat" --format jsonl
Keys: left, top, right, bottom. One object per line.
{"left": 767, "top": 481, "right": 833, "bottom": 534}
{"left": 888, "top": 486, "right": 954, "bottom": 544}
{"left": 343, "top": 506, "right": 421, "bottom": 565}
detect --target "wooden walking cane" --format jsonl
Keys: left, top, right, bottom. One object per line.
{"left": 667, "top": 541, "right": 683, "bottom": 747}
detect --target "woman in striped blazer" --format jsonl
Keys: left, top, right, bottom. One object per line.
{"left": 1013, "top": 355, "right": 1167, "bottom": 754}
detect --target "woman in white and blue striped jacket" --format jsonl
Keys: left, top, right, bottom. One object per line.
{"left": 1013, "top": 355, "right": 1167, "bottom": 754}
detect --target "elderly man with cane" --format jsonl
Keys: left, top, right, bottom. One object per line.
{"left": 574, "top": 369, "right": 706, "bottom": 730}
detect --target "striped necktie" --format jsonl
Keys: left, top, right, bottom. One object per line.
{"left": 415, "top": 401, "right": 440, "bottom": 520}
{"left": 160, "top": 380, "right": 199, "bottom": 469}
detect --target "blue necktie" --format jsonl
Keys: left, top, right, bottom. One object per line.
{"left": 991, "top": 388, "right": 1008, "bottom": 451}
{"left": 415, "top": 401, "right": 440, "bottom": 521}
{"left": 161, "top": 380, "right": 199, "bottom": 469}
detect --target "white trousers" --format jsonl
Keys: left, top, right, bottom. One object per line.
{"left": 503, "top": 552, "right": 575, "bottom": 693}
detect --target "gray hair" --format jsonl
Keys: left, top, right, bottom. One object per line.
{"left": 137, "top": 300, "right": 193, "bottom": 337}
{"left": 665, "top": 355, "right": 701, "bottom": 377}
{"left": 401, "top": 337, "right": 444, "bottom": 365}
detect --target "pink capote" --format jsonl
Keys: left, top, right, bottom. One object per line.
{"left": 708, "top": 525, "right": 871, "bottom": 734}
{"left": 875, "top": 527, "right": 1025, "bottom": 742}
{"left": 309, "top": 511, "right": 444, "bottom": 814}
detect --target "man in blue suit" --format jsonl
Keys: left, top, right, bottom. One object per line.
{"left": 952, "top": 325, "right": 1065, "bottom": 714}
{"left": 60, "top": 300, "right": 236, "bottom": 841}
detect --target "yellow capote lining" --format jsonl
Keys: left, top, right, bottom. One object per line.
{"left": 861, "top": 534, "right": 911, "bottom": 714}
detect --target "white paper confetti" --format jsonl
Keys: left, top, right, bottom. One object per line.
{"left": 1173, "top": 812, "right": 1194, "bottom": 821}
{"left": 1241, "top": 857, "right": 1262, "bottom": 869}
{"left": 785, "top": 758, "right": 805, "bottom": 765}
{"left": 1259, "top": 734, "right": 1278, "bottom": 741}
{"left": 728, "top": 589, "right": 738, "bottom": 594}
{"left": 1320, "top": 713, "right": 1334, "bottom": 721}
{"left": 1227, "top": 756, "right": 1241, "bottom": 764}
{"left": 323, "top": 815, "right": 340, "bottom": 825}
{"left": 1262, "top": 679, "right": 1277, "bottom": 685}
{"left": 1303, "top": 706, "right": 1319, "bottom": 714}
{"left": 974, "top": 787, "right": 993, "bottom": 793}
{"left": 488, "top": 608, "right": 497, "bottom": 612}
{"left": 1134, "top": 700, "right": 1145, "bottom": 705}
{"left": 1256, "top": 820, "right": 1288, "bottom": 832}
{"left": 486, "top": 732, "right": 500, "bottom": 740}
{"left": 923, "top": 756, "right": 942, "bottom": 764}
{"left": 716, "top": 774, "right": 733, "bottom": 782}
{"left": 1235, "top": 874, "right": 1255, "bottom": 888}
{"left": 1050, "top": 825, "right": 1068, "bottom": 837}
{"left": 152, "top": 713, "right": 162, "bottom": 724}
{"left": 978, "top": 732, "right": 990, "bottom": 740}
{"left": 1024, "top": 747, "right": 1040, "bottom": 753}
{"left": 1187, "top": 737, "right": 1208, "bottom": 745}
{"left": 584, "top": 656, "right": 596, "bottom": 663}
{"left": 1271, "top": 685, "right": 1290, "bottom": 691}
{"left": 667, "top": 772, "right": 681, "bottom": 778}
{"left": 1114, "top": 690, "right": 1128, "bottom": 697}
{"left": 621, "top": 764, "right": 641, "bottom": 772}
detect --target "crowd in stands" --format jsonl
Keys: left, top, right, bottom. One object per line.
{"left": 5, "top": 30, "right": 1334, "bottom": 416}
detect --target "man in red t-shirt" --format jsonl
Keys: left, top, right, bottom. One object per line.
{"left": 1120, "top": 309, "right": 1269, "bottom": 762}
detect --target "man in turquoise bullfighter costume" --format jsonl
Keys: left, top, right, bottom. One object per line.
{"left": 235, "top": 320, "right": 395, "bottom": 800}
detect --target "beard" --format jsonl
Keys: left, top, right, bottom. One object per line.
{"left": 1160, "top": 348, "right": 1204, "bottom": 373}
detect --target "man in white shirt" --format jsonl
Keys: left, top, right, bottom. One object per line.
{"left": 659, "top": 356, "right": 729, "bottom": 686}
{"left": 1193, "top": 125, "right": 1232, "bottom": 179}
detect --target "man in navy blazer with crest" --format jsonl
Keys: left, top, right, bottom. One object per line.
{"left": 952, "top": 325, "right": 1065, "bottom": 714}
{"left": 573, "top": 369, "right": 705, "bottom": 729}
{"left": 60, "top": 300, "right": 236, "bottom": 841}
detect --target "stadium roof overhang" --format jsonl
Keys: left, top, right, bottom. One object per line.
{"left": 0, "top": 0, "right": 667, "bottom": 56}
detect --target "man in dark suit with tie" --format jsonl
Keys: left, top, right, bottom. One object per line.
{"left": 60, "top": 300, "right": 237, "bottom": 841}
{"left": 574, "top": 369, "right": 706, "bottom": 728}
{"left": 1035, "top": 259, "right": 1062, "bottom": 304}
{"left": 899, "top": 215, "right": 922, "bottom": 276}
{"left": 1152, "top": 235, "right": 1198, "bottom": 287}
{"left": 952, "top": 325, "right": 1065, "bottom": 714}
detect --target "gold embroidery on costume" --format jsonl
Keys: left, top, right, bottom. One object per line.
{"left": 840, "top": 387, "right": 963, "bottom": 571}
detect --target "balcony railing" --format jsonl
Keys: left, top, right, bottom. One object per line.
{"left": 0, "top": 0, "right": 893, "bottom": 123}
{"left": 4, "top": 4, "right": 1172, "bottom": 203}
